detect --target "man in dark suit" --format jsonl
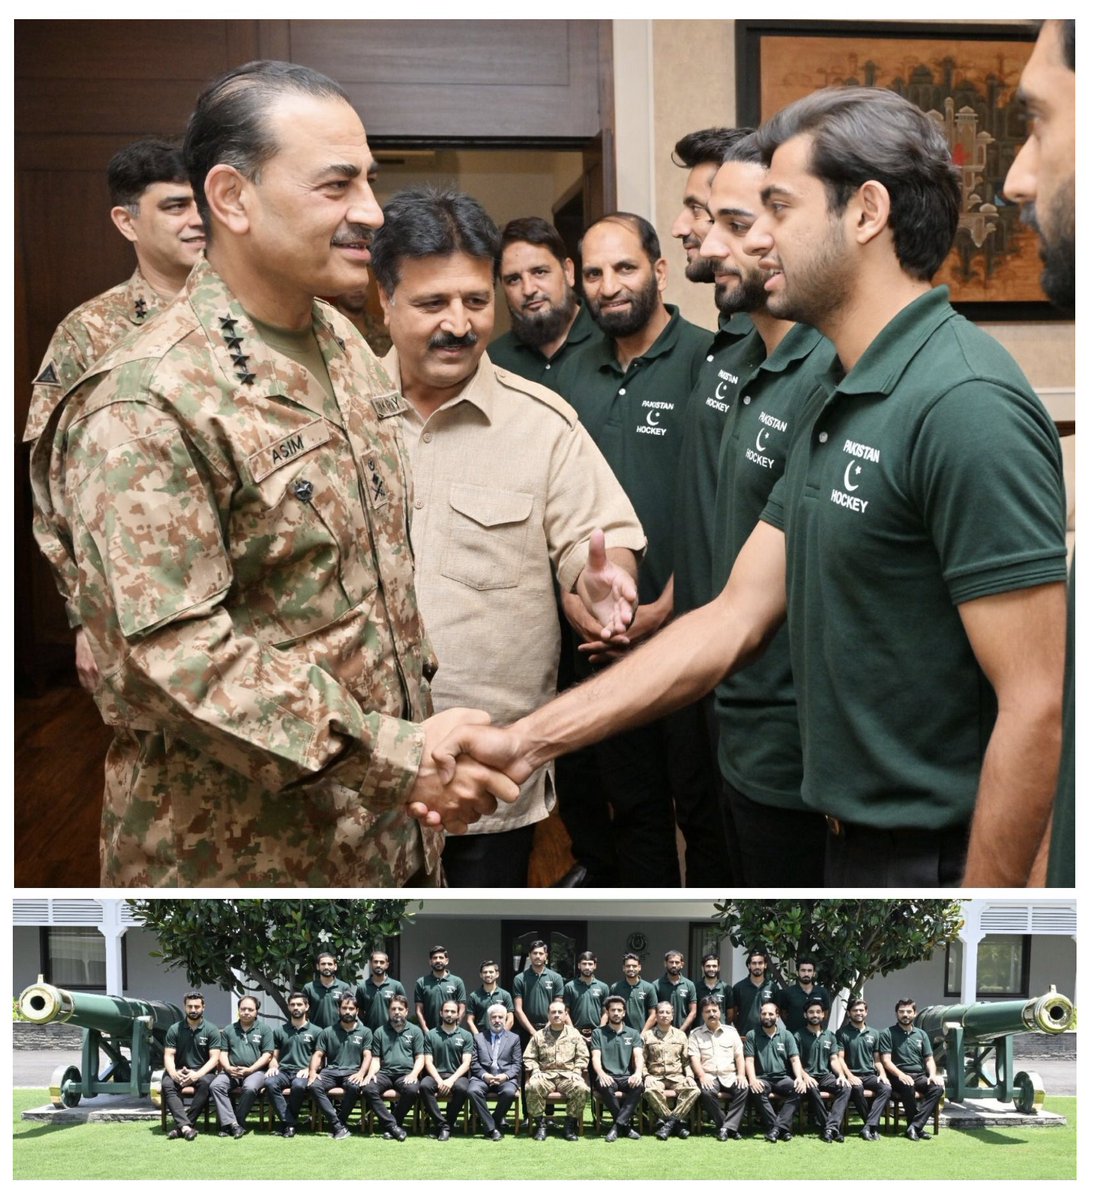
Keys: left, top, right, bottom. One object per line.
{"left": 467, "top": 1003, "right": 522, "bottom": 1140}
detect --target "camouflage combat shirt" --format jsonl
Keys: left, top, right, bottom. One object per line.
{"left": 33, "top": 259, "right": 440, "bottom": 887}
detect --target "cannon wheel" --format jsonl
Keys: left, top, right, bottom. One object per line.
{"left": 1014, "top": 1070, "right": 1046, "bottom": 1113}
{"left": 49, "top": 1064, "right": 82, "bottom": 1109}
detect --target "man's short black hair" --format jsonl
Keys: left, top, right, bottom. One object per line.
{"left": 895, "top": 997, "right": 917, "bottom": 1012}
{"left": 702, "top": 953, "right": 720, "bottom": 966}
{"left": 747, "top": 949, "right": 768, "bottom": 965}
{"left": 756, "top": 86, "right": 961, "bottom": 280}
{"left": 287, "top": 991, "right": 309, "bottom": 1005}
{"left": 673, "top": 126, "right": 755, "bottom": 169}
{"left": 581, "top": 212, "right": 661, "bottom": 265}
{"left": 578, "top": 950, "right": 598, "bottom": 962}
{"left": 107, "top": 138, "right": 188, "bottom": 209}
{"left": 529, "top": 940, "right": 549, "bottom": 953}
{"left": 315, "top": 950, "right": 336, "bottom": 964}
{"left": 1058, "top": 19, "right": 1075, "bottom": 70}
{"left": 184, "top": 59, "right": 349, "bottom": 233}
{"left": 183, "top": 991, "right": 205, "bottom": 1004}
{"left": 371, "top": 186, "right": 501, "bottom": 297}
{"left": 429, "top": 945, "right": 449, "bottom": 957}
{"left": 797, "top": 955, "right": 817, "bottom": 970}
{"left": 499, "top": 216, "right": 570, "bottom": 273}
{"left": 480, "top": 959, "right": 499, "bottom": 971}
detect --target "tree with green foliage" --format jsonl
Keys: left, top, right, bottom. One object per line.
{"left": 129, "top": 899, "right": 414, "bottom": 1018}
{"left": 712, "top": 899, "right": 964, "bottom": 1019}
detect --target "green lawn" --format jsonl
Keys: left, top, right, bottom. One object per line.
{"left": 13, "top": 1089, "right": 1076, "bottom": 1180}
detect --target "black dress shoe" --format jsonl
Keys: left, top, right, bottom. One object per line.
{"left": 554, "top": 863, "right": 589, "bottom": 887}
{"left": 604, "top": 1124, "right": 619, "bottom": 1143}
{"left": 489, "top": 1129, "right": 503, "bottom": 1142}
{"left": 281, "top": 1125, "right": 296, "bottom": 1139}
{"left": 167, "top": 1128, "right": 183, "bottom": 1140}
{"left": 656, "top": 1120, "right": 673, "bottom": 1141}
{"left": 182, "top": 1126, "right": 198, "bottom": 1141}
{"left": 533, "top": 1118, "right": 548, "bottom": 1142}
{"left": 231, "top": 1124, "right": 246, "bottom": 1140}
{"left": 831, "top": 1131, "right": 845, "bottom": 1143}
{"left": 728, "top": 1129, "right": 743, "bottom": 1141}
{"left": 905, "top": 1126, "right": 922, "bottom": 1141}
{"left": 437, "top": 1126, "right": 451, "bottom": 1142}
{"left": 860, "top": 1128, "right": 874, "bottom": 1141}
{"left": 822, "top": 1130, "right": 834, "bottom": 1142}
{"left": 765, "top": 1130, "right": 779, "bottom": 1143}
{"left": 563, "top": 1117, "right": 580, "bottom": 1142}
{"left": 715, "top": 1128, "right": 729, "bottom": 1142}
{"left": 675, "top": 1122, "right": 689, "bottom": 1139}
{"left": 780, "top": 1130, "right": 794, "bottom": 1142}
{"left": 917, "top": 1130, "right": 932, "bottom": 1140}
{"left": 625, "top": 1127, "right": 641, "bottom": 1140}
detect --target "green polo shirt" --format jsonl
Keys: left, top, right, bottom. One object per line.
{"left": 166, "top": 1018, "right": 222, "bottom": 1070}
{"left": 761, "top": 288, "right": 1067, "bottom": 830}
{"left": 837, "top": 1024, "right": 883, "bottom": 1075}
{"left": 1047, "top": 565, "right": 1074, "bottom": 886}
{"left": 373, "top": 1022, "right": 425, "bottom": 1074}
{"left": 303, "top": 975, "right": 354, "bottom": 1029}
{"left": 488, "top": 302, "right": 599, "bottom": 391}
{"left": 610, "top": 977, "right": 659, "bottom": 1031}
{"left": 745, "top": 1027, "right": 799, "bottom": 1081}
{"left": 513, "top": 967, "right": 565, "bottom": 1026}
{"left": 467, "top": 985, "right": 514, "bottom": 1029}
{"left": 779, "top": 982, "right": 833, "bottom": 1034}
{"left": 591, "top": 1023, "right": 643, "bottom": 1076}
{"left": 317, "top": 1021, "right": 372, "bottom": 1070}
{"left": 796, "top": 1027, "right": 840, "bottom": 1078}
{"left": 730, "top": 975, "right": 781, "bottom": 1037}
{"left": 355, "top": 977, "right": 408, "bottom": 1031}
{"left": 563, "top": 977, "right": 611, "bottom": 1028}
{"left": 878, "top": 1024, "right": 933, "bottom": 1074}
{"left": 696, "top": 977, "right": 733, "bottom": 1019}
{"left": 672, "top": 314, "right": 762, "bottom": 615}
{"left": 273, "top": 1021, "right": 324, "bottom": 1072}
{"left": 221, "top": 1019, "right": 275, "bottom": 1067}
{"left": 655, "top": 975, "right": 697, "bottom": 1027}
{"left": 558, "top": 305, "right": 711, "bottom": 602}
{"left": 414, "top": 973, "right": 467, "bottom": 1030}
{"left": 713, "top": 323, "right": 833, "bottom": 809}
{"left": 426, "top": 1025, "right": 474, "bottom": 1075}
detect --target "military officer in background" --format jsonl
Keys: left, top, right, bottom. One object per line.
{"left": 524, "top": 999, "right": 591, "bottom": 1142}
{"left": 642, "top": 1000, "right": 700, "bottom": 1140}
{"left": 210, "top": 995, "right": 273, "bottom": 1138}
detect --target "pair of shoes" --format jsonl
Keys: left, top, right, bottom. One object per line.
{"left": 332, "top": 1124, "right": 351, "bottom": 1140}
{"left": 182, "top": 1126, "right": 198, "bottom": 1142}
{"left": 281, "top": 1125, "right": 296, "bottom": 1139}
{"left": 563, "top": 1117, "right": 580, "bottom": 1142}
{"left": 604, "top": 1124, "right": 619, "bottom": 1143}
{"left": 488, "top": 1129, "right": 503, "bottom": 1142}
{"left": 437, "top": 1126, "right": 451, "bottom": 1142}
{"left": 167, "top": 1128, "right": 183, "bottom": 1141}
{"left": 765, "top": 1130, "right": 779, "bottom": 1143}
{"left": 780, "top": 1130, "right": 794, "bottom": 1142}
{"left": 533, "top": 1118, "right": 548, "bottom": 1142}
{"left": 655, "top": 1120, "right": 673, "bottom": 1141}
{"left": 860, "top": 1128, "right": 874, "bottom": 1141}
{"left": 715, "top": 1128, "right": 729, "bottom": 1142}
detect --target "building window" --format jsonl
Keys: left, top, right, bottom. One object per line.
{"left": 40, "top": 927, "right": 108, "bottom": 992}
{"left": 945, "top": 935, "right": 1031, "bottom": 999}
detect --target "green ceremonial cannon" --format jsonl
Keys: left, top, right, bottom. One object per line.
{"left": 18, "top": 976, "right": 183, "bottom": 1108}
{"left": 915, "top": 986, "right": 1073, "bottom": 1112}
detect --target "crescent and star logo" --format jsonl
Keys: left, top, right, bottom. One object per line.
{"left": 755, "top": 429, "right": 769, "bottom": 452}
{"left": 844, "top": 461, "right": 861, "bottom": 491}
{"left": 714, "top": 380, "right": 728, "bottom": 400}
{"left": 646, "top": 410, "right": 661, "bottom": 427}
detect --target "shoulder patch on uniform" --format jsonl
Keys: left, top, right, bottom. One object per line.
{"left": 492, "top": 366, "right": 578, "bottom": 426}
{"left": 371, "top": 391, "right": 408, "bottom": 419}
{"left": 247, "top": 419, "right": 331, "bottom": 483}
{"left": 33, "top": 362, "right": 61, "bottom": 387}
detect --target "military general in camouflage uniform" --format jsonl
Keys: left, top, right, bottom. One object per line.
{"left": 25, "top": 137, "right": 205, "bottom": 694}
{"left": 29, "top": 60, "right": 518, "bottom": 887}
{"left": 642, "top": 1000, "right": 700, "bottom": 1140}
{"left": 524, "top": 999, "right": 590, "bottom": 1141}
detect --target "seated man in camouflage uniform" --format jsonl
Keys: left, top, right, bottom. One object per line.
{"left": 524, "top": 999, "right": 590, "bottom": 1141}
{"left": 642, "top": 999, "right": 700, "bottom": 1140}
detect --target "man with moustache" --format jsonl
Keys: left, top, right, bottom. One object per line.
{"left": 264, "top": 991, "right": 323, "bottom": 1138}
{"left": 161, "top": 992, "right": 222, "bottom": 1141}
{"left": 563, "top": 951, "right": 610, "bottom": 1038}
{"left": 695, "top": 954, "right": 734, "bottom": 1025}
{"left": 420, "top": 999, "right": 475, "bottom": 1141}
{"left": 688, "top": 997, "right": 748, "bottom": 1141}
{"left": 26, "top": 137, "right": 206, "bottom": 696}
{"left": 210, "top": 994, "right": 274, "bottom": 1138}
{"left": 655, "top": 949, "right": 697, "bottom": 1031}
{"left": 525, "top": 999, "right": 591, "bottom": 1142}
{"left": 592, "top": 995, "right": 645, "bottom": 1141}
{"left": 307, "top": 992, "right": 372, "bottom": 1139}
{"left": 304, "top": 951, "right": 353, "bottom": 1030}
{"left": 468, "top": 1003, "right": 522, "bottom": 1140}
{"left": 642, "top": 1000, "right": 700, "bottom": 1140}
{"left": 556, "top": 213, "right": 710, "bottom": 887}
{"left": 778, "top": 956, "right": 832, "bottom": 1035}
{"left": 371, "top": 187, "right": 644, "bottom": 887}
{"left": 489, "top": 216, "right": 598, "bottom": 387}
{"left": 744, "top": 1000, "right": 808, "bottom": 1142}
{"left": 1001, "top": 19, "right": 1075, "bottom": 888}
{"left": 836, "top": 997, "right": 892, "bottom": 1141}
{"left": 729, "top": 950, "right": 781, "bottom": 1038}
{"left": 430, "top": 87, "right": 1067, "bottom": 889}
{"left": 879, "top": 999, "right": 945, "bottom": 1141}
{"left": 31, "top": 60, "right": 519, "bottom": 887}
{"left": 610, "top": 953, "right": 659, "bottom": 1033}
{"left": 467, "top": 960, "right": 514, "bottom": 1035}
{"left": 363, "top": 994, "right": 425, "bottom": 1142}
{"left": 797, "top": 1001, "right": 850, "bottom": 1142}
{"left": 415, "top": 945, "right": 467, "bottom": 1033}
{"left": 355, "top": 949, "right": 407, "bottom": 1032}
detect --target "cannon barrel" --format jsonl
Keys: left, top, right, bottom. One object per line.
{"left": 18, "top": 978, "right": 182, "bottom": 1037}
{"left": 916, "top": 988, "right": 1073, "bottom": 1043}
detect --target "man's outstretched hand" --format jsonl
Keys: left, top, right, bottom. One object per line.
{"left": 574, "top": 530, "right": 638, "bottom": 640}
{"left": 407, "top": 709, "right": 521, "bottom": 834}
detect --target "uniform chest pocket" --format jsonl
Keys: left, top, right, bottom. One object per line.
{"left": 441, "top": 483, "right": 534, "bottom": 591}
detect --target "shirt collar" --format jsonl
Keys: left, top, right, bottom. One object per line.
{"left": 590, "top": 304, "right": 686, "bottom": 373}
{"left": 383, "top": 347, "right": 497, "bottom": 425}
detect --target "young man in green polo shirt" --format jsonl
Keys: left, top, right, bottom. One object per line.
{"left": 355, "top": 949, "right": 407, "bottom": 1032}
{"left": 591, "top": 995, "right": 645, "bottom": 1141}
{"left": 303, "top": 951, "right": 354, "bottom": 1030}
{"left": 307, "top": 992, "right": 372, "bottom": 1139}
{"left": 695, "top": 954, "right": 734, "bottom": 1026}
{"left": 610, "top": 953, "right": 658, "bottom": 1033}
{"left": 162, "top": 992, "right": 222, "bottom": 1141}
{"left": 796, "top": 1001, "right": 850, "bottom": 1142}
{"left": 364, "top": 995, "right": 425, "bottom": 1142}
{"left": 415, "top": 945, "right": 467, "bottom": 1033}
{"left": 655, "top": 949, "right": 698, "bottom": 1031}
{"left": 210, "top": 994, "right": 274, "bottom": 1138}
{"left": 879, "top": 999, "right": 944, "bottom": 1141}
{"left": 264, "top": 991, "right": 323, "bottom": 1138}
{"left": 564, "top": 951, "right": 610, "bottom": 1038}
{"left": 744, "top": 1001, "right": 808, "bottom": 1142}
{"left": 420, "top": 999, "right": 475, "bottom": 1140}
{"left": 778, "top": 957, "right": 832, "bottom": 1035}
{"left": 730, "top": 951, "right": 781, "bottom": 1038}
{"left": 837, "top": 997, "right": 892, "bottom": 1140}
{"left": 513, "top": 940, "right": 565, "bottom": 1040}
{"left": 432, "top": 86, "right": 1067, "bottom": 889}
{"left": 467, "top": 960, "right": 514, "bottom": 1035}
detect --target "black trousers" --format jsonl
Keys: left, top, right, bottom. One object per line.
{"left": 363, "top": 1071, "right": 420, "bottom": 1130}
{"left": 720, "top": 780, "right": 825, "bottom": 886}
{"left": 824, "top": 821, "right": 966, "bottom": 886}
{"left": 308, "top": 1067, "right": 362, "bottom": 1129}
{"left": 419, "top": 1075, "right": 470, "bottom": 1129}
{"left": 751, "top": 1076, "right": 801, "bottom": 1134}
{"left": 162, "top": 1073, "right": 213, "bottom": 1131}
{"left": 804, "top": 1073, "right": 851, "bottom": 1132}
{"left": 850, "top": 1071, "right": 893, "bottom": 1128}
{"left": 442, "top": 823, "right": 536, "bottom": 888}
{"left": 595, "top": 1073, "right": 644, "bottom": 1127}
{"left": 263, "top": 1070, "right": 310, "bottom": 1127}
{"left": 467, "top": 1078, "right": 518, "bottom": 1131}
{"left": 891, "top": 1073, "right": 944, "bottom": 1133}
{"left": 698, "top": 1083, "right": 749, "bottom": 1132}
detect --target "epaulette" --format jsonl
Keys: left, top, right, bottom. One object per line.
{"left": 491, "top": 364, "right": 579, "bottom": 427}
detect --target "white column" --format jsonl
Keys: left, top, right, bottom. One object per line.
{"left": 611, "top": 20, "right": 656, "bottom": 218}
{"left": 959, "top": 900, "right": 986, "bottom": 1004}
{"left": 97, "top": 900, "right": 128, "bottom": 997}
